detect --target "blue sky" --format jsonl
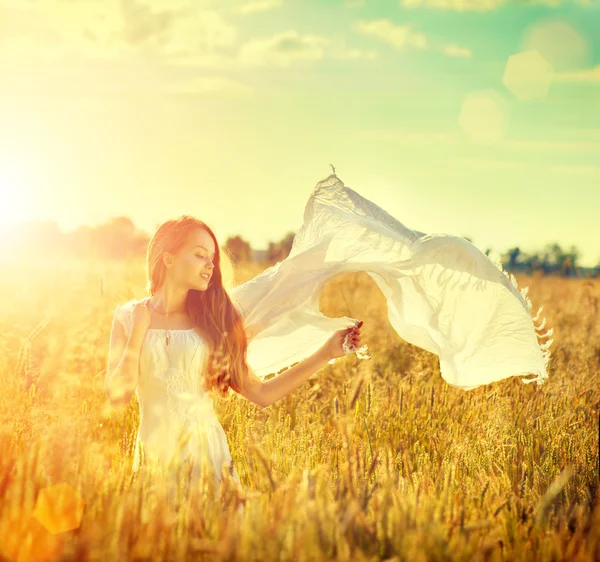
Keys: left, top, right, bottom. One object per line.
{"left": 0, "top": 0, "right": 599, "bottom": 265}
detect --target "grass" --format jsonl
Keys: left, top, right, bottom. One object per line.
{"left": 0, "top": 256, "right": 598, "bottom": 561}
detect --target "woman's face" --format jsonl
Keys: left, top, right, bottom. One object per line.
{"left": 167, "top": 228, "right": 216, "bottom": 291}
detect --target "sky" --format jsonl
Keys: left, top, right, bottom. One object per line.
{"left": 0, "top": 0, "right": 599, "bottom": 265}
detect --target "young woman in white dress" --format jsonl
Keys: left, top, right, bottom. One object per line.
{"left": 104, "top": 212, "right": 364, "bottom": 511}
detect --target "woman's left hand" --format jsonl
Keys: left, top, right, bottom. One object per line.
{"left": 321, "top": 322, "right": 363, "bottom": 361}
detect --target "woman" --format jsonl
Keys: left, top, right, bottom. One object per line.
{"left": 104, "top": 183, "right": 367, "bottom": 511}
{"left": 105, "top": 172, "right": 553, "bottom": 508}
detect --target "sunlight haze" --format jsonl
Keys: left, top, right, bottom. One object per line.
{"left": 0, "top": 0, "right": 598, "bottom": 265}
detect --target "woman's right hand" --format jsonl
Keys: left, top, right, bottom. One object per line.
{"left": 131, "top": 301, "right": 151, "bottom": 334}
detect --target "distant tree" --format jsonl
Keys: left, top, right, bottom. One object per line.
{"left": 96, "top": 217, "right": 137, "bottom": 259}
{"left": 266, "top": 241, "right": 278, "bottom": 263}
{"left": 520, "top": 251, "right": 541, "bottom": 275}
{"left": 560, "top": 245, "right": 580, "bottom": 277}
{"left": 279, "top": 232, "right": 295, "bottom": 258}
{"left": 543, "top": 243, "right": 563, "bottom": 269}
{"left": 110, "top": 217, "right": 135, "bottom": 237}
{"left": 539, "top": 242, "right": 580, "bottom": 277}
{"left": 502, "top": 247, "right": 521, "bottom": 270}
{"left": 65, "top": 225, "right": 98, "bottom": 258}
{"left": 225, "top": 235, "right": 252, "bottom": 265}
{"left": 511, "top": 242, "right": 582, "bottom": 277}
{"left": 266, "top": 231, "right": 296, "bottom": 263}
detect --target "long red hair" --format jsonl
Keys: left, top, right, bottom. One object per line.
{"left": 146, "top": 215, "right": 250, "bottom": 398}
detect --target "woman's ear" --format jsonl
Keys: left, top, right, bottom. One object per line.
{"left": 162, "top": 252, "right": 174, "bottom": 269}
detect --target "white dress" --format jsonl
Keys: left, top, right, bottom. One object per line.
{"left": 113, "top": 172, "right": 553, "bottom": 497}
{"left": 113, "top": 298, "right": 242, "bottom": 502}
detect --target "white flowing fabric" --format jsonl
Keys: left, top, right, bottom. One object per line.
{"left": 229, "top": 173, "right": 554, "bottom": 390}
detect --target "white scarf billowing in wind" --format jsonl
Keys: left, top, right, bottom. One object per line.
{"left": 230, "top": 174, "right": 553, "bottom": 391}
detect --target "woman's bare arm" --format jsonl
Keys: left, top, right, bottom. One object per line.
{"left": 239, "top": 347, "right": 330, "bottom": 408}
{"left": 105, "top": 315, "right": 146, "bottom": 406}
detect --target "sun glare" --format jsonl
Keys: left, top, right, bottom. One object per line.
{"left": 0, "top": 159, "right": 29, "bottom": 226}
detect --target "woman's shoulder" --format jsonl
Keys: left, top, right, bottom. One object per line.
{"left": 113, "top": 298, "right": 148, "bottom": 327}
{"left": 115, "top": 296, "right": 148, "bottom": 311}
{"left": 113, "top": 297, "right": 148, "bottom": 334}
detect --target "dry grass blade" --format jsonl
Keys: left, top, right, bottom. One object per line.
{"left": 534, "top": 466, "right": 574, "bottom": 526}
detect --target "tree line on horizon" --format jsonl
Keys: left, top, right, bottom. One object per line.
{"left": 1, "top": 217, "right": 598, "bottom": 278}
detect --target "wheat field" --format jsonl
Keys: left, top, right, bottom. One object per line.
{"left": 0, "top": 256, "right": 598, "bottom": 561}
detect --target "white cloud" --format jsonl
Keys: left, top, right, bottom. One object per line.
{"left": 443, "top": 43, "right": 472, "bottom": 58}
{"left": 354, "top": 19, "right": 474, "bottom": 60}
{"left": 155, "top": 9, "right": 237, "bottom": 62}
{"left": 0, "top": 0, "right": 238, "bottom": 66}
{"left": 328, "top": 36, "right": 379, "bottom": 61}
{"left": 238, "top": 30, "right": 331, "bottom": 67}
{"left": 0, "top": 0, "right": 382, "bottom": 71}
{"left": 0, "top": 0, "right": 122, "bottom": 60}
{"left": 355, "top": 19, "right": 428, "bottom": 51}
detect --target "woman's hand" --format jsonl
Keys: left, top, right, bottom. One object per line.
{"left": 321, "top": 321, "right": 363, "bottom": 361}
